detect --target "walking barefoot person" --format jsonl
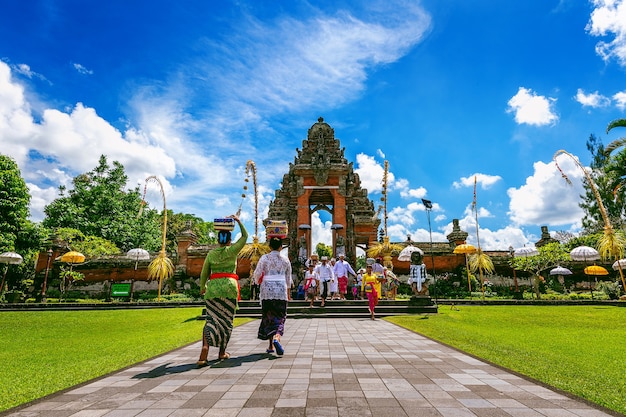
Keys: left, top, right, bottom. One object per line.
{"left": 197, "top": 215, "right": 248, "bottom": 366}
{"left": 254, "top": 221, "right": 292, "bottom": 355}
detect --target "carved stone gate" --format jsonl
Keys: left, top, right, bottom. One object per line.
{"left": 266, "top": 118, "right": 380, "bottom": 265}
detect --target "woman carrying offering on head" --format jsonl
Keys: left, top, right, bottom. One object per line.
{"left": 254, "top": 220, "right": 292, "bottom": 355}
{"left": 197, "top": 215, "right": 248, "bottom": 366}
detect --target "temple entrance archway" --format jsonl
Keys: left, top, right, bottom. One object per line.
{"left": 266, "top": 117, "right": 380, "bottom": 268}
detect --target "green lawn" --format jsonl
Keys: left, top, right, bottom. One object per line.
{"left": 2, "top": 307, "right": 625, "bottom": 415}
{"left": 386, "top": 305, "right": 626, "bottom": 415}
{"left": 0, "top": 308, "right": 253, "bottom": 412}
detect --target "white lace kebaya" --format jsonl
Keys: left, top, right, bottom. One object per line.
{"left": 254, "top": 251, "right": 292, "bottom": 301}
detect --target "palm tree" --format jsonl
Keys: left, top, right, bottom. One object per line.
{"left": 553, "top": 150, "right": 626, "bottom": 292}
{"left": 605, "top": 118, "right": 626, "bottom": 201}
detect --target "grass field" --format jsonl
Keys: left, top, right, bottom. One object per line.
{"left": 1, "top": 306, "right": 625, "bottom": 415}
{"left": 0, "top": 308, "right": 253, "bottom": 412}
{"left": 387, "top": 305, "right": 626, "bottom": 415}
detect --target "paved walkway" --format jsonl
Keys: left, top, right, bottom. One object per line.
{"left": 4, "top": 318, "right": 617, "bottom": 417}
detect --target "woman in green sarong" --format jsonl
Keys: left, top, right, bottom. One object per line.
{"left": 197, "top": 215, "right": 247, "bottom": 366}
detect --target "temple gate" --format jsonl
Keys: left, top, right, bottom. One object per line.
{"left": 266, "top": 117, "right": 380, "bottom": 266}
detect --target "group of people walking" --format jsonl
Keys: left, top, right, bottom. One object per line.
{"left": 303, "top": 253, "right": 357, "bottom": 307}
{"left": 195, "top": 216, "right": 409, "bottom": 363}
{"left": 197, "top": 215, "right": 292, "bottom": 365}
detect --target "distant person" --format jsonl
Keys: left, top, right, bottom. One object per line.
{"left": 303, "top": 264, "right": 319, "bottom": 307}
{"left": 353, "top": 268, "right": 364, "bottom": 300}
{"left": 328, "top": 257, "right": 339, "bottom": 299}
{"left": 197, "top": 215, "right": 247, "bottom": 366}
{"left": 333, "top": 254, "right": 356, "bottom": 300}
{"left": 254, "top": 226, "right": 292, "bottom": 356}
{"left": 361, "top": 264, "right": 381, "bottom": 320}
{"left": 314, "top": 256, "right": 334, "bottom": 307}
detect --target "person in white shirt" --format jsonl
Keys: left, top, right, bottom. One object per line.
{"left": 303, "top": 264, "right": 319, "bottom": 307}
{"left": 333, "top": 254, "right": 356, "bottom": 300}
{"left": 314, "top": 256, "right": 334, "bottom": 307}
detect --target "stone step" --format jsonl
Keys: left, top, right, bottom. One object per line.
{"left": 200, "top": 296, "right": 438, "bottom": 319}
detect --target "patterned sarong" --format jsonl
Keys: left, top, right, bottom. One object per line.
{"left": 203, "top": 298, "right": 236, "bottom": 349}
{"left": 338, "top": 276, "right": 348, "bottom": 294}
{"left": 257, "top": 299, "right": 287, "bottom": 340}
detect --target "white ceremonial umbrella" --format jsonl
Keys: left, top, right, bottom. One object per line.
{"left": 126, "top": 248, "right": 150, "bottom": 302}
{"left": 611, "top": 259, "right": 626, "bottom": 271}
{"left": 513, "top": 246, "right": 539, "bottom": 258}
{"left": 126, "top": 248, "right": 150, "bottom": 267}
{"left": 0, "top": 251, "right": 23, "bottom": 293}
{"left": 549, "top": 266, "right": 572, "bottom": 276}
{"left": 570, "top": 246, "right": 600, "bottom": 262}
{"left": 397, "top": 245, "right": 424, "bottom": 262}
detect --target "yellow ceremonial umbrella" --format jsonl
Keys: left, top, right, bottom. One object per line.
{"left": 60, "top": 251, "right": 85, "bottom": 264}
{"left": 453, "top": 243, "right": 476, "bottom": 292}
{"left": 584, "top": 265, "right": 609, "bottom": 276}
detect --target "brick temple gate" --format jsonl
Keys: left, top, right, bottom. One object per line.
{"left": 266, "top": 117, "right": 380, "bottom": 265}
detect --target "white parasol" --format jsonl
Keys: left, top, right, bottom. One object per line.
{"left": 397, "top": 245, "right": 424, "bottom": 262}
{"left": 549, "top": 266, "right": 572, "bottom": 276}
{"left": 0, "top": 251, "right": 23, "bottom": 293}
{"left": 513, "top": 246, "right": 539, "bottom": 258}
{"left": 611, "top": 259, "right": 626, "bottom": 271}
{"left": 569, "top": 246, "right": 600, "bottom": 262}
{"left": 126, "top": 248, "right": 150, "bottom": 264}
{"left": 0, "top": 252, "right": 23, "bottom": 264}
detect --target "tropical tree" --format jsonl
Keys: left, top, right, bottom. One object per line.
{"left": 0, "top": 155, "right": 31, "bottom": 252}
{"left": 51, "top": 227, "right": 120, "bottom": 256}
{"left": 0, "top": 155, "right": 47, "bottom": 297}
{"left": 315, "top": 243, "right": 332, "bottom": 259}
{"left": 580, "top": 134, "right": 626, "bottom": 232}
{"left": 554, "top": 148, "right": 626, "bottom": 292}
{"left": 510, "top": 242, "right": 569, "bottom": 299}
{"left": 164, "top": 211, "right": 216, "bottom": 252}
{"left": 43, "top": 155, "right": 161, "bottom": 252}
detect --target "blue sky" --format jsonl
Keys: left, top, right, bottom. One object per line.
{"left": 1, "top": 0, "right": 626, "bottom": 251}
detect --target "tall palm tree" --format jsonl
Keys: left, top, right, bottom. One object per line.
{"left": 554, "top": 150, "right": 626, "bottom": 291}
{"left": 605, "top": 118, "right": 626, "bottom": 200}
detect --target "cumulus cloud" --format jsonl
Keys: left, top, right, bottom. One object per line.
{"left": 506, "top": 87, "right": 559, "bottom": 126}
{"left": 354, "top": 153, "right": 391, "bottom": 193}
{"left": 452, "top": 173, "right": 502, "bottom": 189}
{"left": 586, "top": 0, "right": 626, "bottom": 66}
{"left": 507, "top": 156, "right": 585, "bottom": 227}
{"left": 575, "top": 88, "right": 611, "bottom": 107}
{"left": 614, "top": 90, "right": 626, "bottom": 110}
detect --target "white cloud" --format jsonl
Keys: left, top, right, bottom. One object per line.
{"left": 506, "top": 87, "right": 559, "bottom": 126}
{"left": 354, "top": 153, "right": 390, "bottom": 193}
{"left": 507, "top": 156, "right": 585, "bottom": 227}
{"left": 586, "top": 0, "right": 626, "bottom": 66}
{"left": 575, "top": 88, "right": 611, "bottom": 107}
{"left": 193, "top": 3, "right": 432, "bottom": 127}
{"left": 72, "top": 63, "right": 93, "bottom": 75}
{"left": 452, "top": 173, "right": 502, "bottom": 189}
{"left": 613, "top": 90, "right": 626, "bottom": 109}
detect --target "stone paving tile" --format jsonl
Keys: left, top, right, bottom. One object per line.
{"left": 1, "top": 319, "right": 619, "bottom": 417}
